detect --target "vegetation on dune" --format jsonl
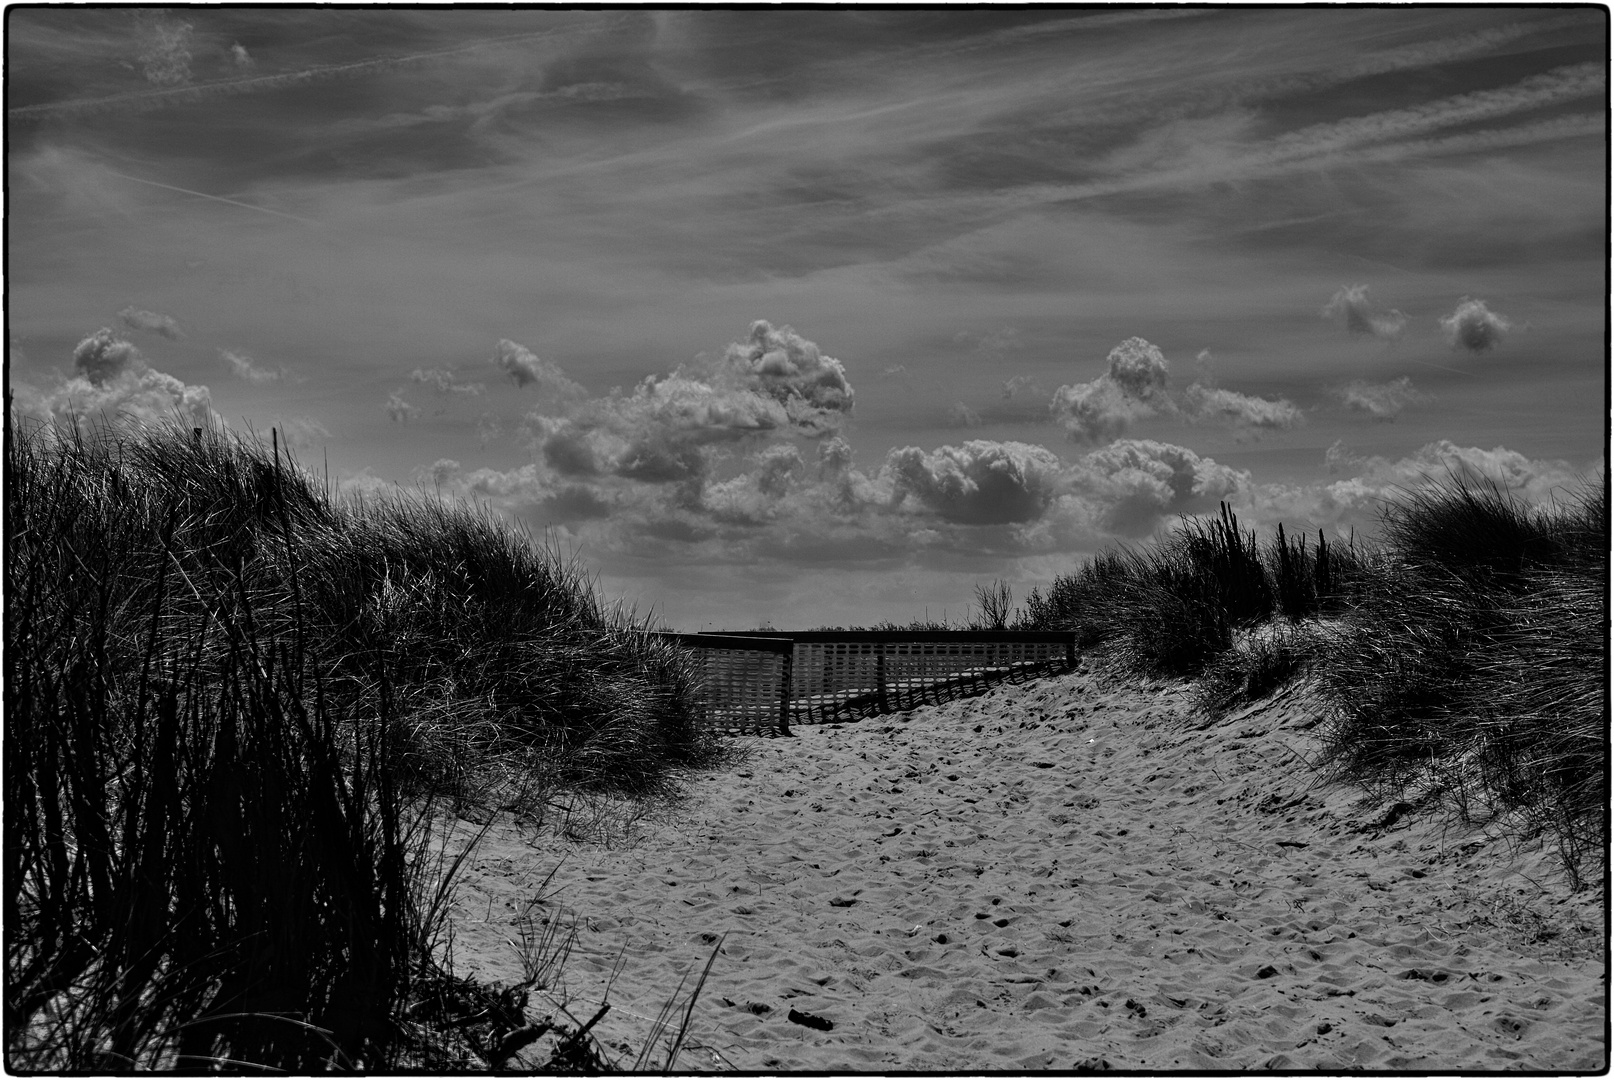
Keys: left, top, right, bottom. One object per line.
{"left": 5, "top": 414, "right": 722, "bottom": 1071}
{"left": 1015, "top": 475, "right": 1608, "bottom": 886}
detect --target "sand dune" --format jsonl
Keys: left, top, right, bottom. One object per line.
{"left": 438, "top": 664, "right": 1606, "bottom": 1072}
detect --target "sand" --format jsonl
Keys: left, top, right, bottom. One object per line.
{"left": 435, "top": 664, "right": 1607, "bottom": 1072}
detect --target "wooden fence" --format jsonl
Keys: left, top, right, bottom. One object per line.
{"left": 660, "top": 630, "right": 1077, "bottom": 735}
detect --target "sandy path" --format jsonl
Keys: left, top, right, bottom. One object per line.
{"left": 439, "top": 665, "right": 1606, "bottom": 1071}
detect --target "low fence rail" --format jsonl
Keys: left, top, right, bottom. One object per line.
{"left": 660, "top": 630, "right": 1076, "bottom": 735}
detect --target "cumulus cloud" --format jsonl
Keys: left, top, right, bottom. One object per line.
{"left": 1392, "top": 439, "right": 1582, "bottom": 501}
{"left": 520, "top": 321, "right": 855, "bottom": 498}
{"left": 1050, "top": 337, "right": 1173, "bottom": 445}
{"left": 15, "top": 328, "right": 214, "bottom": 431}
{"left": 1440, "top": 298, "right": 1510, "bottom": 352}
{"left": 1334, "top": 377, "right": 1428, "bottom": 419}
{"left": 885, "top": 440, "right": 1064, "bottom": 525}
{"left": 384, "top": 392, "right": 419, "bottom": 423}
{"left": 118, "top": 306, "right": 183, "bottom": 339}
{"left": 411, "top": 367, "right": 485, "bottom": 395}
{"left": 220, "top": 349, "right": 287, "bottom": 384}
{"left": 702, "top": 444, "right": 805, "bottom": 524}
{"left": 1067, "top": 438, "right": 1247, "bottom": 537}
{"left": 1184, "top": 382, "right": 1304, "bottom": 436}
{"left": 715, "top": 320, "right": 855, "bottom": 434}
{"left": 492, "top": 340, "right": 587, "bottom": 397}
{"left": 1243, "top": 438, "right": 1594, "bottom": 540}
{"left": 532, "top": 373, "right": 797, "bottom": 486}
{"left": 1321, "top": 285, "right": 1407, "bottom": 339}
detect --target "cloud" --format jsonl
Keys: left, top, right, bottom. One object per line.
{"left": 118, "top": 306, "right": 183, "bottom": 339}
{"left": 532, "top": 373, "right": 794, "bottom": 486}
{"left": 230, "top": 42, "right": 253, "bottom": 70}
{"left": 885, "top": 439, "right": 1064, "bottom": 525}
{"left": 221, "top": 348, "right": 287, "bottom": 384}
{"left": 1391, "top": 439, "right": 1581, "bottom": 501}
{"left": 272, "top": 416, "right": 331, "bottom": 455}
{"left": 958, "top": 327, "right": 1023, "bottom": 356}
{"left": 411, "top": 367, "right": 485, "bottom": 395}
{"left": 384, "top": 391, "right": 419, "bottom": 423}
{"left": 1001, "top": 375, "right": 1040, "bottom": 399}
{"left": 1240, "top": 438, "right": 1593, "bottom": 537}
{"left": 492, "top": 339, "right": 586, "bottom": 396}
{"left": 1050, "top": 337, "right": 1172, "bottom": 445}
{"left": 1333, "top": 377, "right": 1428, "bottom": 419}
{"left": 1184, "top": 382, "right": 1304, "bottom": 436}
{"left": 1440, "top": 297, "right": 1510, "bottom": 352}
{"left": 73, "top": 328, "right": 142, "bottom": 385}
{"left": 702, "top": 444, "right": 805, "bottom": 524}
{"left": 949, "top": 402, "right": 983, "bottom": 427}
{"left": 1067, "top": 438, "right": 1246, "bottom": 537}
{"left": 1321, "top": 285, "right": 1407, "bottom": 339}
{"left": 714, "top": 320, "right": 855, "bottom": 435}
{"left": 14, "top": 328, "right": 215, "bottom": 431}
{"left": 521, "top": 321, "right": 855, "bottom": 496}
{"left": 135, "top": 11, "right": 192, "bottom": 87}
{"left": 418, "top": 458, "right": 463, "bottom": 488}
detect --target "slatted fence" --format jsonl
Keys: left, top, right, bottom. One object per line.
{"left": 661, "top": 631, "right": 1076, "bottom": 735}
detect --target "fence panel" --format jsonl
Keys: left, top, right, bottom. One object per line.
{"left": 660, "top": 633, "right": 793, "bottom": 735}
{"left": 662, "top": 631, "right": 1076, "bottom": 733}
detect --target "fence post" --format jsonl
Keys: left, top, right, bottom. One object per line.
{"left": 876, "top": 644, "right": 889, "bottom": 714}
{"left": 1065, "top": 634, "right": 1077, "bottom": 671}
{"left": 778, "top": 647, "right": 794, "bottom": 736}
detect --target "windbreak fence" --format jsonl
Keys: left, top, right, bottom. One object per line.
{"left": 660, "top": 631, "right": 1077, "bottom": 735}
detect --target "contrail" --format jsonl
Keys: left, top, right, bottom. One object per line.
{"left": 1406, "top": 357, "right": 1479, "bottom": 377}
{"left": 107, "top": 171, "right": 320, "bottom": 226}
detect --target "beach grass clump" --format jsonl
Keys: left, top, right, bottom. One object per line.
{"left": 5, "top": 414, "right": 723, "bottom": 1070}
{"left": 1192, "top": 620, "right": 1315, "bottom": 718}
{"left": 1264, "top": 522, "right": 1377, "bottom": 621}
{"left": 1019, "top": 504, "right": 1273, "bottom": 677}
{"left": 1014, "top": 472, "right": 1604, "bottom": 880}
{"left": 302, "top": 489, "right": 718, "bottom": 804}
{"left": 6, "top": 419, "right": 437, "bottom": 1070}
{"left": 1306, "top": 474, "right": 1607, "bottom": 884}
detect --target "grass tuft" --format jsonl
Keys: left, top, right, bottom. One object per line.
{"left": 1014, "top": 473, "right": 1607, "bottom": 884}
{"left": 6, "top": 413, "right": 730, "bottom": 1070}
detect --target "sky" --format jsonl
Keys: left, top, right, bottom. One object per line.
{"left": 7, "top": 6, "right": 1608, "bottom": 631}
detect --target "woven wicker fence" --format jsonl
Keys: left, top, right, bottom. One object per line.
{"left": 661, "top": 631, "right": 1076, "bottom": 735}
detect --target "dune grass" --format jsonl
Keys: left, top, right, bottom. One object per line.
{"left": 1016, "top": 476, "right": 1607, "bottom": 884}
{"left": 1305, "top": 476, "right": 1607, "bottom": 887}
{"left": 5, "top": 414, "right": 724, "bottom": 1070}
